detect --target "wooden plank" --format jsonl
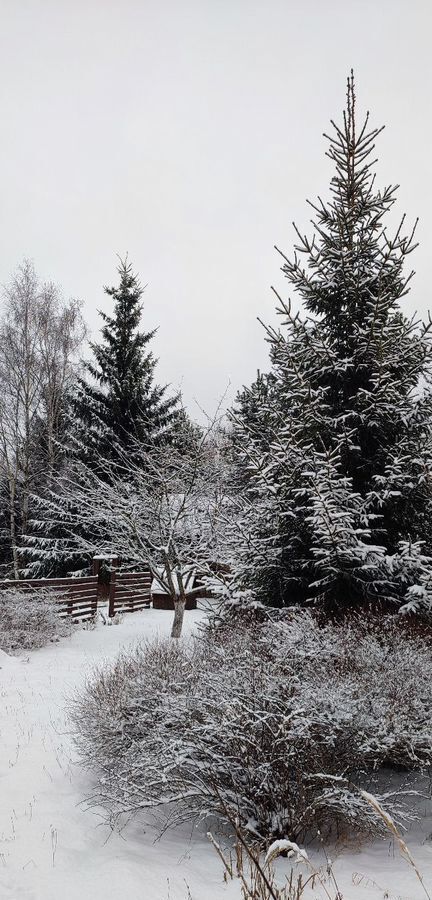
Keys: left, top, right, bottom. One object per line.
{"left": 40, "top": 577, "right": 96, "bottom": 586}
{"left": 43, "top": 596, "right": 96, "bottom": 606}
{"left": 70, "top": 607, "right": 96, "bottom": 618}
{"left": 52, "top": 582, "right": 98, "bottom": 591}
{"left": 116, "top": 587, "right": 151, "bottom": 594}
{"left": 116, "top": 571, "right": 151, "bottom": 581}
{"left": 118, "top": 577, "right": 151, "bottom": 582}
{"left": 60, "top": 609, "right": 96, "bottom": 620}
{"left": 56, "top": 599, "right": 97, "bottom": 611}
{"left": 116, "top": 583, "right": 151, "bottom": 590}
{"left": 116, "top": 580, "right": 151, "bottom": 589}
{"left": 0, "top": 576, "right": 97, "bottom": 587}
{"left": 55, "top": 591, "right": 97, "bottom": 603}
{"left": 43, "top": 596, "right": 97, "bottom": 609}
{"left": 54, "top": 587, "right": 97, "bottom": 597}
{"left": 0, "top": 592, "right": 97, "bottom": 607}
{"left": 116, "top": 585, "right": 150, "bottom": 593}
{"left": 116, "top": 585, "right": 150, "bottom": 594}
{"left": 116, "top": 576, "right": 150, "bottom": 583}
{"left": 68, "top": 612, "right": 95, "bottom": 621}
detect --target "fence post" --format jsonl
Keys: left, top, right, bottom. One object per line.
{"left": 93, "top": 554, "right": 119, "bottom": 604}
{"left": 108, "top": 567, "right": 117, "bottom": 618}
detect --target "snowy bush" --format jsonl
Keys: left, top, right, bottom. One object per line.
{"left": 72, "top": 612, "right": 432, "bottom": 840}
{"left": 0, "top": 588, "right": 72, "bottom": 653}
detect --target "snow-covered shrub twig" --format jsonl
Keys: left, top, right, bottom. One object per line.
{"left": 208, "top": 793, "right": 431, "bottom": 900}
{"left": 208, "top": 822, "right": 340, "bottom": 900}
{"left": 0, "top": 589, "right": 72, "bottom": 653}
{"left": 72, "top": 612, "right": 432, "bottom": 840}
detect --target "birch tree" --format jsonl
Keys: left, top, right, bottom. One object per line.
{"left": 0, "top": 260, "right": 85, "bottom": 576}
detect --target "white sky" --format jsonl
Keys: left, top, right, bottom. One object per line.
{"left": 0, "top": 0, "right": 431, "bottom": 419}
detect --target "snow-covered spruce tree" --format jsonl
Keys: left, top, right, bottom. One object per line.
{"left": 232, "top": 74, "right": 432, "bottom": 614}
{"left": 72, "top": 257, "right": 180, "bottom": 463}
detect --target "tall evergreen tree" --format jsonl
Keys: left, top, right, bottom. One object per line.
{"left": 232, "top": 74, "right": 432, "bottom": 614}
{"left": 73, "top": 258, "right": 179, "bottom": 462}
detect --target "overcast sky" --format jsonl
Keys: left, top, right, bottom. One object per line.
{"left": 0, "top": 0, "right": 431, "bottom": 419}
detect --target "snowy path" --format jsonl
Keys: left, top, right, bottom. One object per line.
{"left": 0, "top": 609, "right": 231, "bottom": 900}
{"left": 1, "top": 609, "right": 432, "bottom": 900}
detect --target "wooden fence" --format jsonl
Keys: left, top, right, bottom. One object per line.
{"left": 0, "top": 575, "right": 99, "bottom": 622}
{"left": 0, "top": 564, "right": 201, "bottom": 621}
{"left": 108, "top": 569, "right": 152, "bottom": 617}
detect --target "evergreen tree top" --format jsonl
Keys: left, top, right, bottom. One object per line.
{"left": 266, "top": 71, "right": 432, "bottom": 419}
{"left": 88, "top": 256, "right": 156, "bottom": 387}
{"left": 73, "top": 256, "right": 180, "bottom": 459}
{"left": 277, "top": 72, "right": 417, "bottom": 315}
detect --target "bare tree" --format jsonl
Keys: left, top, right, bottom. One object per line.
{"left": 28, "top": 415, "right": 231, "bottom": 636}
{"left": 0, "top": 260, "right": 86, "bottom": 577}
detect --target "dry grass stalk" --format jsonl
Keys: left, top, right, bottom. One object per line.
{"left": 360, "top": 790, "right": 432, "bottom": 900}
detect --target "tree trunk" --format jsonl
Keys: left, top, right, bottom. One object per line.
{"left": 162, "top": 550, "right": 187, "bottom": 639}
{"left": 171, "top": 598, "right": 186, "bottom": 639}
{"left": 9, "top": 478, "right": 19, "bottom": 580}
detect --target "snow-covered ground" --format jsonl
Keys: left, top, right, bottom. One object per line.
{"left": 1, "top": 607, "right": 432, "bottom": 900}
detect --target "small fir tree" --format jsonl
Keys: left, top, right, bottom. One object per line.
{"left": 73, "top": 258, "right": 179, "bottom": 462}
{"left": 232, "top": 74, "right": 432, "bottom": 614}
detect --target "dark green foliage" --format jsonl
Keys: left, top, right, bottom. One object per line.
{"left": 72, "top": 258, "right": 180, "bottom": 463}
{"left": 232, "top": 75, "right": 432, "bottom": 614}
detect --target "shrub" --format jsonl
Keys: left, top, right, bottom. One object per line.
{"left": 72, "top": 612, "right": 432, "bottom": 840}
{"left": 0, "top": 588, "right": 72, "bottom": 653}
